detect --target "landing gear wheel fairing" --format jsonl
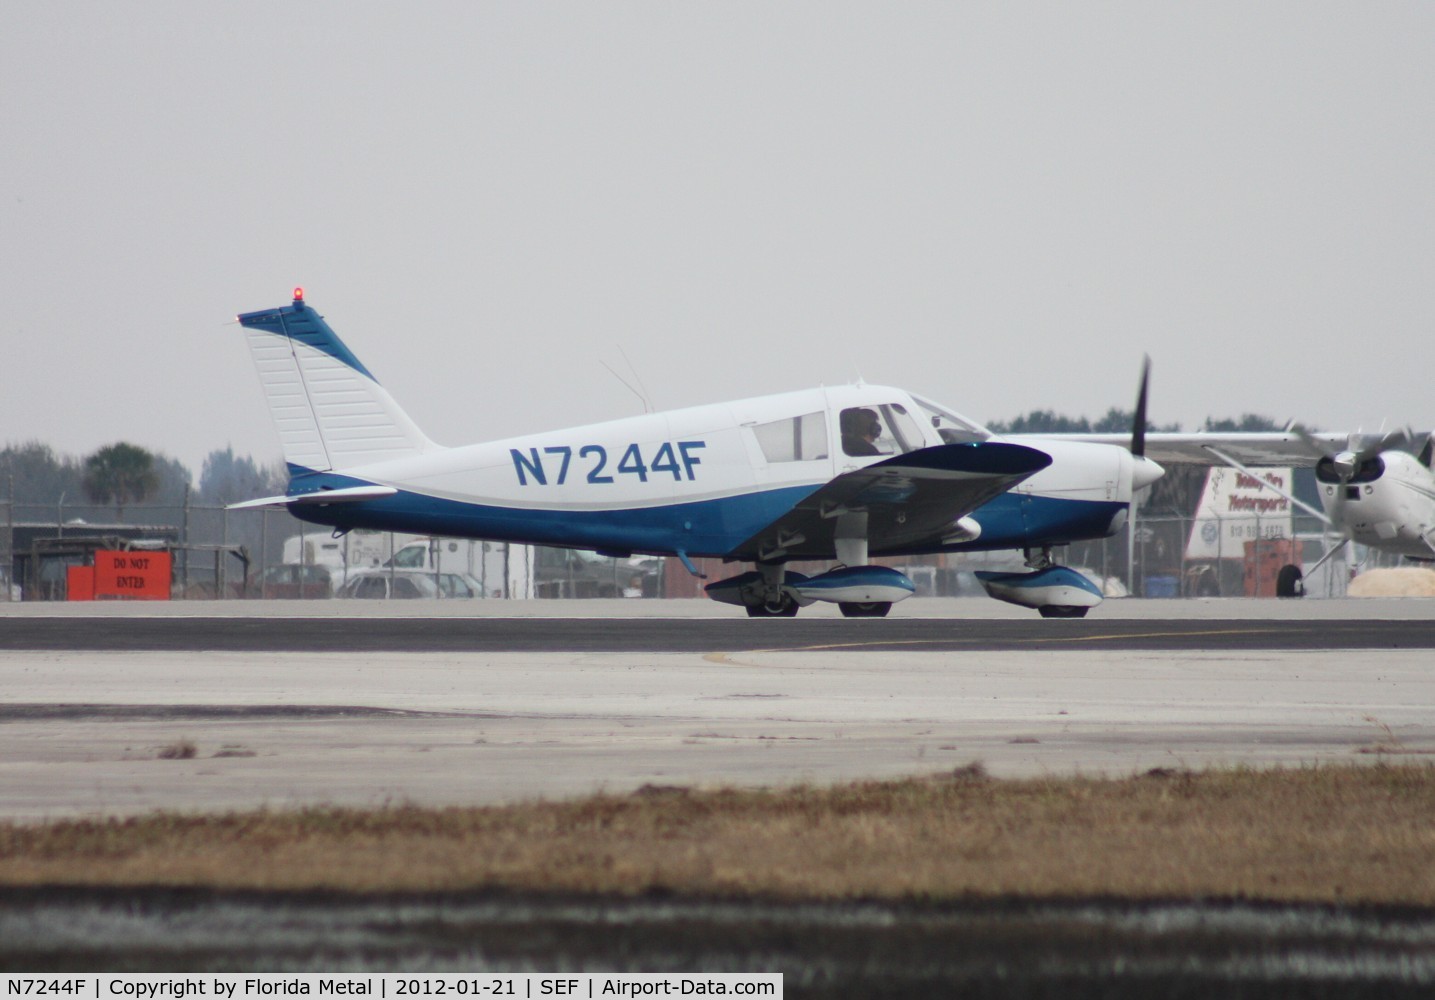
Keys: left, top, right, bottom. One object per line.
{"left": 839, "top": 601, "right": 892, "bottom": 618}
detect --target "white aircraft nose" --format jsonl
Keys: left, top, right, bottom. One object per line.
{"left": 1131, "top": 455, "right": 1165, "bottom": 491}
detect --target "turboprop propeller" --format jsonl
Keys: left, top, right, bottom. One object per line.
{"left": 1295, "top": 426, "right": 1417, "bottom": 486}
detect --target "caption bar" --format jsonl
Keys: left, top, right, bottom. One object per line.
{"left": 2, "top": 977, "right": 781, "bottom": 999}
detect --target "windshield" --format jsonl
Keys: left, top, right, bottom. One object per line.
{"left": 911, "top": 395, "right": 989, "bottom": 444}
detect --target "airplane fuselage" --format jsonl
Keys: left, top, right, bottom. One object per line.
{"left": 284, "top": 384, "right": 1137, "bottom": 561}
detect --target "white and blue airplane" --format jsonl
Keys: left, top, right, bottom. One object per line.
{"left": 231, "top": 290, "right": 1165, "bottom": 617}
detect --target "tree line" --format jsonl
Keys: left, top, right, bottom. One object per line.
{"left": 0, "top": 442, "right": 284, "bottom": 510}
{"left": 985, "top": 410, "right": 1282, "bottom": 435}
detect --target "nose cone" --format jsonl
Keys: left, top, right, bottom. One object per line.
{"left": 1131, "top": 455, "right": 1165, "bottom": 491}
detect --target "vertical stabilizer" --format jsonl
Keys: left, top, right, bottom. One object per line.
{"left": 236, "top": 290, "right": 435, "bottom": 472}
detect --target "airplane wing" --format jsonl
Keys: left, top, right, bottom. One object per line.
{"left": 729, "top": 442, "right": 1052, "bottom": 562}
{"left": 1014, "top": 432, "right": 1351, "bottom": 467}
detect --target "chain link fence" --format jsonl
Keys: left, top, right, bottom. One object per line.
{"left": 0, "top": 498, "right": 663, "bottom": 601}
{"left": 0, "top": 497, "right": 1401, "bottom": 602}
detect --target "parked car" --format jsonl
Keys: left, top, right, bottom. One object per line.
{"left": 246, "top": 563, "right": 332, "bottom": 599}
{"left": 336, "top": 569, "right": 484, "bottom": 600}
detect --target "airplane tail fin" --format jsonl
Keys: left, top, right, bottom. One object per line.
{"left": 235, "top": 289, "right": 436, "bottom": 473}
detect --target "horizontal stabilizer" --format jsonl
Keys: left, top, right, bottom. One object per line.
{"left": 227, "top": 485, "right": 398, "bottom": 510}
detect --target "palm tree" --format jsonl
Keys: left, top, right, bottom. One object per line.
{"left": 82, "top": 443, "right": 159, "bottom": 517}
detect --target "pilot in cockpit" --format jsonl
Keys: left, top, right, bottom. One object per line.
{"left": 841, "top": 407, "right": 883, "bottom": 457}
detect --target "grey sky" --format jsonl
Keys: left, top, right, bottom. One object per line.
{"left": 4, "top": 3, "right": 1433, "bottom": 476}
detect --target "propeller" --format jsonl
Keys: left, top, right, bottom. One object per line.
{"left": 1128, "top": 356, "right": 1163, "bottom": 490}
{"left": 1294, "top": 426, "right": 1418, "bottom": 481}
{"left": 1131, "top": 355, "right": 1150, "bottom": 459}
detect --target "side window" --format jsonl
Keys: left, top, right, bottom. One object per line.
{"left": 393, "top": 578, "right": 423, "bottom": 598}
{"left": 840, "top": 407, "right": 888, "bottom": 457}
{"left": 393, "top": 545, "right": 426, "bottom": 569}
{"left": 443, "top": 575, "right": 474, "bottom": 598}
{"left": 752, "top": 412, "right": 828, "bottom": 463}
{"left": 356, "top": 577, "right": 385, "bottom": 599}
{"left": 841, "top": 405, "right": 924, "bottom": 457}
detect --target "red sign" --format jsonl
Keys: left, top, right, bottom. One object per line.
{"left": 93, "top": 550, "right": 172, "bottom": 600}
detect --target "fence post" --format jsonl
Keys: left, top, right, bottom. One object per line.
{"left": 2, "top": 470, "right": 11, "bottom": 602}
{"left": 181, "top": 485, "right": 190, "bottom": 596}
{"left": 1126, "top": 494, "right": 1136, "bottom": 596}
{"left": 220, "top": 503, "right": 229, "bottom": 599}
{"left": 261, "top": 509, "right": 269, "bottom": 599}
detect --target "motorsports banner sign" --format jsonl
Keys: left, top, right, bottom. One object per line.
{"left": 1184, "top": 466, "right": 1296, "bottom": 561}
{"left": 0, "top": 977, "right": 781, "bottom": 999}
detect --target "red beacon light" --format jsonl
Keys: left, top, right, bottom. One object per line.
{"left": 293, "top": 286, "right": 305, "bottom": 303}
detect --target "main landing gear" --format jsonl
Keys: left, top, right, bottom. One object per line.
{"left": 718, "top": 562, "right": 909, "bottom": 618}
{"left": 746, "top": 593, "right": 800, "bottom": 617}
{"left": 707, "top": 558, "right": 915, "bottom": 618}
{"left": 974, "top": 547, "right": 1105, "bottom": 619}
{"left": 839, "top": 601, "right": 892, "bottom": 618}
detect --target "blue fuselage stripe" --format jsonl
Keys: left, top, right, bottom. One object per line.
{"left": 288, "top": 474, "right": 821, "bottom": 559}
{"left": 286, "top": 471, "right": 1125, "bottom": 558}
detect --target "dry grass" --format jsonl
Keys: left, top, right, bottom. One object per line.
{"left": 156, "top": 739, "right": 197, "bottom": 760}
{"left": 2, "top": 763, "right": 1434, "bottom": 905}
{"left": 1347, "top": 566, "right": 1435, "bottom": 596}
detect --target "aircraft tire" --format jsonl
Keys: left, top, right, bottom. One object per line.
{"left": 1276, "top": 564, "right": 1304, "bottom": 599}
{"left": 1038, "top": 605, "right": 1089, "bottom": 619}
{"left": 746, "top": 596, "right": 799, "bottom": 617}
{"left": 838, "top": 601, "right": 892, "bottom": 618}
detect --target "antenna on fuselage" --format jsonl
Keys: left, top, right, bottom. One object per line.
{"left": 600, "top": 358, "right": 652, "bottom": 414}
{"left": 619, "top": 346, "right": 654, "bottom": 413}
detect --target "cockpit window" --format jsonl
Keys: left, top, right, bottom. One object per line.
{"left": 841, "top": 407, "right": 885, "bottom": 456}
{"left": 1316, "top": 455, "right": 1385, "bottom": 484}
{"left": 911, "top": 395, "right": 990, "bottom": 444}
{"left": 884, "top": 403, "right": 925, "bottom": 452}
{"left": 753, "top": 412, "right": 828, "bottom": 463}
{"left": 840, "top": 404, "right": 924, "bottom": 457}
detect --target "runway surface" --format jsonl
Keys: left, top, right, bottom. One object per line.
{"left": 1, "top": 598, "right": 1431, "bottom": 821}
{"left": 3, "top": 614, "right": 1435, "bottom": 651}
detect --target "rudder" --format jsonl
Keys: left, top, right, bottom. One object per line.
{"left": 236, "top": 289, "right": 434, "bottom": 472}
